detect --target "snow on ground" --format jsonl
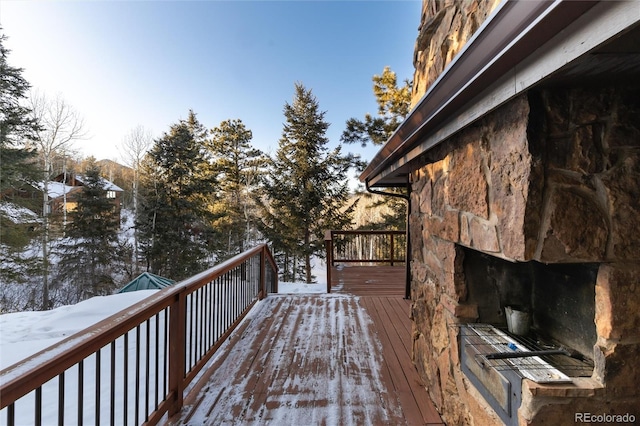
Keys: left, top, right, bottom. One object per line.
{"left": 0, "top": 201, "right": 40, "bottom": 224}
{"left": 0, "top": 290, "right": 158, "bottom": 371}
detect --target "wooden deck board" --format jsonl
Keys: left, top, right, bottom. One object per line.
{"left": 172, "top": 266, "right": 443, "bottom": 425}
{"left": 331, "top": 265, "right": 407, "bottom": 297}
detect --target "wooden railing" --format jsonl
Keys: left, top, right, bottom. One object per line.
{"left": 0, "top": 244, "right": 278, "bottom": 426}
{"left": 324, "top": 230, "right": 406, "bottom": 293}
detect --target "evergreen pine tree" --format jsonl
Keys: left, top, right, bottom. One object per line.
{"left": 341, "top": 67, "right": 412, "bottom": 230}
{"left": 0, "top": 30, "right": 40, "bottom": 201}
{"left": 259, "top": 83, "right": 356, "bottom": 283}
{"left": 341, "top": 66, "right": 412, "bottom": 147}
{"left": 208, "top": 119, "right": 267, "bottom": 258}
{"left": 54, "top": 161, "right": 120, "bottom": 303}
{"left": 137, "top": 111, "right": 218, "bottom": 279}
{"left": 0, "top": 30, "right": 43, "bottom": 297}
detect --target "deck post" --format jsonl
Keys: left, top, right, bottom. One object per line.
{"left": 390, "top": 233, "right": 395, "bottom": 266}
{"left": 259, "top": 247, "right": 266, "bottom": 300}
{"left": 324, "top": 230, "right": 332, "bottom": 293}
{"left": 168, "top": 290, "right": 186, "bottom": 417}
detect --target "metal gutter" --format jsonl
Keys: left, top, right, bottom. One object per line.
{"left": 360, "top": 0, "right": 598, "bottom": 187}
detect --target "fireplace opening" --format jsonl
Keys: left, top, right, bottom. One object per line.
{"left": 458, "top": 246, "right": 601, "bottom": 425}
{"left": 461, "top": 246, "right": 598, "bottom": 374}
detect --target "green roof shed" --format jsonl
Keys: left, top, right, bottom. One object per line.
{"left": 118, "top": 272, "right": 175, "bottom": 293}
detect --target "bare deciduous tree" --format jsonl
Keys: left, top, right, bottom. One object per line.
{"left": 119, "top": 125, "right": 153, "bottom": 272}
{"left": 28, "top": 91, "right": 87, "bottom": 310}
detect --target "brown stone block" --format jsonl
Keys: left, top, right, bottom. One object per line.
{"left": 546, "top": 124, "right": 605, "bottom": 174}
{"left": 595, "top": 264, "right": 640, "bottom": 342}
{"left": 469, "top": 216, "right": 500, "bottom": 253}
{"left": 432, "top": 304, "right": 450, "bottom": 355}
{"left": 517, "top": 378, "right": 634, "bottom": 426}
{"left": 411, "top": 298, "right": 431, "bottom": 336}
{"left": 432, "top": 174, "right": 448, "bottom": 218}
{"left": 441, "top": 294, "right": 478, "bottom": 320}
{"left": 487, "top": 96, "right": 531, "bottom": 260}
{"left": 600, "top": 154, "right": 640, "bottom": 260}
{"left": 543, "top": 91, "right": 571, "bottom": 137}
{"left": 423, "top": 248, "right": 443, "bottom": 279}
{"left": 443, "top": 208, "right": 460, "bottom": 242}
{"left": 410, "top": 192, "right": 420, "bottom": 215}
{"left": 429, "top": 355, "right": 444, "bottom": 410}
{"left": 419, "top": 178, "right": 433, "bottom": 215}
{"left": 436, "top": 238, "right": 457, "bottom": 274}
{"left": 594, "top": 342, "right": 640, "bottom": 397}
{"left": 539, "top": 188, "right": 608, "bottom": 262}
{"left": 449, "top": 325, "right": 461, "bottom": 368}
{"left": 409, "top": 216, "right": 423, "bottom": 258}
{"left": 421, "top": 220, "right": 432, "bottom": 243}
{"left": 413, "top": 333, "right": 434, "bottom": 392}
{"left": 412, "top": 262, "right": 428, "bottom": 285}
{"left": 460, "top": 214, "right": 471, "bottom": 246}
{"left": 427, "top": 156, "right": 447, "bottom": 182}
{"left": 607, "top": 124, "right": 640, "bottom": 149}
{"left": 448, "top": 139, "right": 490, "bottom": 219}
{"left": 463, "top": 381, "right": 503, "bottom": 426}
{"left": 411, "top": 168, "right": 427, "bottom": 193}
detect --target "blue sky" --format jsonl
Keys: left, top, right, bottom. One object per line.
{"left": 1, "top": 1, "right": 420, "bottom": 167}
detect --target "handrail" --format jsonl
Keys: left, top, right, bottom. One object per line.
{"left": 324, "top": 230, "right": 406, "bottom": 293}
{"left": 0, "top": 244, "right": 278, "bottom": 426}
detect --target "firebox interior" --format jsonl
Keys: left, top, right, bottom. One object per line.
{"left": 462, "top": 246, "right": 599, "bottom": 361}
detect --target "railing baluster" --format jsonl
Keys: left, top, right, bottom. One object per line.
{"left": 135, "top": 325, "right": 140, "bottom": 425}
{"left": 154, "top": 313, "right": 160, "bottom": 411}
{"left": 164, "top": 307, "right": 169, "bottom": 399}
{"left": 95, "top": 349, "right": 101, "bottom": 426}
{"left": 7, "top": 403, "right": 15, "bottom": 426}
{"left": 186, "top": 293, "right": 194, "bottom": 371}
{"left": 78, "top": 360, "right": 84, "bottom": 426}
{"left": 145, "top": 319, "right": 151, "bottom": 422}
{"left": 110, "top": 341, "right": 115, "bottom": 426}
{"left": 58, "top": 372, "right": 65, "bottom": 426}
{"left": 390, "top": 233, "right": 395, "bottom": 266}
{"left": 198, "top": 287, "right": 202, "bottom": 359}
{"left": 123, "top": 333, "right": 128, "bottom": 426}
{"left": 35, "top": 386, "right": 42, "bottom": 426}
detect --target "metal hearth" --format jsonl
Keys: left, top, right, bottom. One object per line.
{"left": 460, "top": 324, "right": 594, "bottom": 426}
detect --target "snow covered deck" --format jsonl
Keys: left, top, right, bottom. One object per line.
{"left": 171, "top": 267, "right": 443, "bottom": 425}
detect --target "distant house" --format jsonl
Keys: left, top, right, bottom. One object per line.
{"left": 48, "top": 172, "right": 124, "bottom": 217}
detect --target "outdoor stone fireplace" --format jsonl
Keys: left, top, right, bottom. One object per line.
{"left": 408, "top": 86, "right": 640, "bottom": 424}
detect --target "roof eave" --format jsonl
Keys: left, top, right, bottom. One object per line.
{"left": 360, "top": 0, "right": 613, "bottom": 187}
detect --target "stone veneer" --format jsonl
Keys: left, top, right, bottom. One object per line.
{"left": 408, "top": 86, "right": 640, "bottom": 424}
{"left": 411, "top": 0, "right": 501, "bottom": 108}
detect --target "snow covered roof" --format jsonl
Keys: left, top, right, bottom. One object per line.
{"left": 70, "top": 175, "right": 124, "bottom": 192}
{"left": 0, "top": 202, "right": 40, "bottom": 224}
{"left": 44, "top": 181, "right": 78, "bottom": 199}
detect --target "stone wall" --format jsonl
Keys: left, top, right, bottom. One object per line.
{"left": 411, "top": 0, "right": 500, "bottom": 108}
{"left": 409, "top": 86, "right": 640, "bottom": 424}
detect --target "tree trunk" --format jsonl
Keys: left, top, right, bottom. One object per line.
{"left": 41, "top": 162, "right": 50, "bottom": 310}
{"left": 305, "top": 229, "right": 312, "bottom": 283}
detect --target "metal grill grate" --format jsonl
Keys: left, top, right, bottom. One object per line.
{"left": 461, "top": 324, "right": 594, "bottom": 382}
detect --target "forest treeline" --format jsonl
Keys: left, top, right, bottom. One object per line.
{"left": 1, "top": 30, "right": 410, "bottom": 312}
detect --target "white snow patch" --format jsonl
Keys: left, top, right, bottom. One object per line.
{"left": 0, "top": 202, "right": 40, "bottom": 224}
{"left": 0, "top": 290, "right": 158, "bottom": 371}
